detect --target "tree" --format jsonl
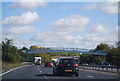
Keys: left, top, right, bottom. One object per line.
{"left": 0, "top": 43, "right": 2, "bottom": 59}
{"left": 2, "top": 38, "right": 14, "bottom": 62}
{"left": 116, "top": 41, "right": 120, "bottom": 48}
{"left": 80, "top": 54, "right": 106, "bottom": 65}
{"left": 95, "top": 43, "right": 110, "bottom": 50}
{"left": 30, "top": 45, "right": 39, "bottom": 49}
{"left": 21, "top": 46, "right": 28, "bottom": 50}
{"left": 106, "top": 47, "right": 120, "bottom": 66}
{"left": 39, "top": 47, "right": 46, "bottom": 51}
{"left": 2, "top": 38, "right": 23, "bottom": 62}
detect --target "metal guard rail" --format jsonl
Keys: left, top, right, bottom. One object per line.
{"left": 79, "top": 65, "right": 120, "bottom": 73}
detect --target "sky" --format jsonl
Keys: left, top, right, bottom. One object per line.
{"left": 1, "top": 0, "right": 119, "bottom": 49}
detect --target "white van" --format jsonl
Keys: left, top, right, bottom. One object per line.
{"left": 34, "top": 57, "right": 41, "bottom": 65}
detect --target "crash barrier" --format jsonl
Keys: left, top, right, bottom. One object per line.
{"left": 79, "top": 65, "right": 120, "bottom": 73}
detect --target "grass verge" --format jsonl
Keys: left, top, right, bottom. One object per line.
{"left": 2, "top": 62, "right": 33, "bottom": 73}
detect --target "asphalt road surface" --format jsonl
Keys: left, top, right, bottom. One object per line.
{"left": 1, "top": 64, "right": 120, "bottom": 80}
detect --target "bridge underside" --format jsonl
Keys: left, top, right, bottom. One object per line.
{"left": 24, "top": 50, "right": 107, "bottom": 56}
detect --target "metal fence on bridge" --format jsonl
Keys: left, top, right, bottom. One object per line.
{"left": 23, "top": 47, "right": 108, "bottom": 55}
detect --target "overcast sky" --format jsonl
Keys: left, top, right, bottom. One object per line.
{"left": 1, "top": 0, "right": 119, "bottom": 49}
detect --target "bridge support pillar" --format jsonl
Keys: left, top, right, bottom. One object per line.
{"left": 27, "top": 55, "right": 29, "bottom": 62}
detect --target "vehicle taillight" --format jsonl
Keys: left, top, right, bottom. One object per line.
{"left": 50, "top": 63, "right": 52, "bottom": 65}
{"left": 59, "top": 63, "right": 63, "bottom": 67}
{"left": 74, "top": 64, "right": 78, "bottom": 67}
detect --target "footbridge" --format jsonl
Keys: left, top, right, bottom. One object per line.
{"left": 23, "top": 47, "right": 108, "bottom": 55}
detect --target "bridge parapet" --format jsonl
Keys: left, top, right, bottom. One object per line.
{"left": 45, "top": 47, "right": 92, "bottom": 51}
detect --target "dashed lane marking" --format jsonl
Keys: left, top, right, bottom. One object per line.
{"left": 37, "top": 66, "right": 42, "bottom": 73}
{"left": 86, "top": 75, "right": 94, "bottom": 78}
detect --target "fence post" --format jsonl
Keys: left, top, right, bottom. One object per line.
{"left": 111, "top": 67, "right": 113, "bottom": 72}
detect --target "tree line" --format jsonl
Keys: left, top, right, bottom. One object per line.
{"left": 80, "top": 43, "right": 120, "bottom": 66}
{"left": 1, "top": 38, "right": 120, "bottom": 66}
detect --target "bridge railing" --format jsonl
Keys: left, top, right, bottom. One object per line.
{"left": 26, "top": 48, "right": 108, "bottom": 53}
{"left": 23, "top": 48, "right": 108, "bottom": 55}
{"left": 79, "top": 65, "right": 120, "bottom": 73}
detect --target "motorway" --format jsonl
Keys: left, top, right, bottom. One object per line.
{"left": 1, "top": 64, "right": 120, "bottom": 80}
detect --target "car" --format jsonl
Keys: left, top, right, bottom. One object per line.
{"left": 101, "top": 61, "right": 110, "bottom": 67}
{"left": 45, "top": 61, "right": 53, "bottom": 67}
{"left": 82, "top": 62, "right": 88, "bottom": 66}
{"left": 53, "top": 57, "right": 79, "bottom": 76}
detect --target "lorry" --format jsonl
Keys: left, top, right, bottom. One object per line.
{"left": 34, "top": 57, "right": 41, "bottom": 65}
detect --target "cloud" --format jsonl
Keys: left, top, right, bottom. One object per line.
{"left": 31, "top": 32, "right": 83, "bottom": 48}
{"left": 0, "top": 27, "right": 2, "bottom": 41}
{"left": 31, "top": 23, "right": 117, "bottom": 48}
{"left": 82, "top": 1, "right": 119, "bottom": 14}
{"left": 83, "top": 33, "right": 117, "bottom": 48}
{"left": 52, "top": 14, "right": 89, "bottom": 33}
{"left": 90, "top": 24, "right": 109, "bottom": 34}
{"left": 9, "top": 0, "right": 47, "bottom": 9}
{"left": 107, "top": 0, "right": 119, "bottom": 2}
{"left": 13, "top": 38, "right": 36, "bottom": 49}
{"left": 82, "top": 3, "right": 98, "bottom": 10}
{"left": 83, "top": 34, "right": 106, "bottom": 43}
{"left": 110, "top": 26, "right": 119, "bottom": 41}
{"left": 31, "top": 30, "right": 117, "bottom": 48}
{"left": 101, "top": 2, "right": 118, "bottom": 14}
{"left": 2, "top": 33, "right": 14, "bottom": 40}
{"left": 8, "top": 26, "right": 36, "bottom": 34}
{"left": 2, "top": 11, "right": 39, "bottom": 26}
{"left": 30, "top": 14, "right": 117, "bottom": 48}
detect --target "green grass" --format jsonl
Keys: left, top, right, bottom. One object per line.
{"left": 2, "top": 62, "right": 33, "bottom": 73}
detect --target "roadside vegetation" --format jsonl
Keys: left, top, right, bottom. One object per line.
{"left": 2, "top": 62, "right": 32, "bottom": 72}
{"left": 1, "top": 38, "right": 32, "bottom": 72}
{"left": 2, "top": 38, "right": 24, "bottom": 62}
{"left": 80, "top": 43, "right": 120, "bottom": 66}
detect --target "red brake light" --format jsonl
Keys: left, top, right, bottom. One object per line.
{"left": 49, "top": 63, "right": 53, "bottom": 66}
{"left": 74, "top": 64, "right": 78, "bottom": 67}
{"left": 59, "top": 63, "right": 63, "bottom": 67}
{"left": 51, "top": 63, "right": 53, "bottom": 66}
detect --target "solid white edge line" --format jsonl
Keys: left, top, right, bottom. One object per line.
{"left": 0, "top": 65, "right": 31, "bottom": 76}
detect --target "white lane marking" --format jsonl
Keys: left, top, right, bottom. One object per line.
{"left": 37, "top": 66, "right": 49, "bottom": 79}
{"left": 0, "top": 65, "right": 31, "bottom": 76}
{"left": 37, "top": 66, "right": 40, "bottom": 71}
{"left": 37, "top": 66, "right": 42, "bottom": 73}
{"left": 86, "top": 75, "right": 94, "bottom": 78}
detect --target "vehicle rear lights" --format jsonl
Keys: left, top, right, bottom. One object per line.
{"left": 59, "top": 64, "right": 63, "bottom": 66}
{"left": 50, "top": 63, "right": 53, "bottom": 66}
{"left": 74, "top": 64, "right": 78, "bottom": 67}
